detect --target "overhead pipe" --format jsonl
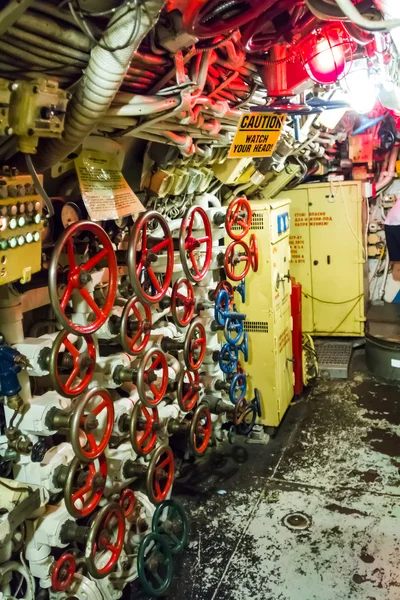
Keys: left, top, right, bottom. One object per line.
{"left": 374, "top": 0, "right": 400, "bottom": 51}
{"left": 34, "top": 0, "right": 166, "bottom": 169}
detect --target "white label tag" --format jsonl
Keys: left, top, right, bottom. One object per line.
{"left": 75, "top": 149, "right": 144, "bottom": 221}
{"left": 391, "top": 359, "right": 400, "bottom": 368}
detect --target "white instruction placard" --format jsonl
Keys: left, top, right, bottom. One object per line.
{"left": 75, "top": 149, "right": 144, "bottom": 221}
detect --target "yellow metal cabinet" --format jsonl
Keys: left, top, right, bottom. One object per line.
{"left": 276, "top": 181, "right": 366, "bottom": 336}
{"left": 227, "top": 199, "right": 294, "bottom": 427}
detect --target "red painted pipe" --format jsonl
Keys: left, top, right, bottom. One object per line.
{"left": 291, "top": 279, "right": 303, "bottom": 396}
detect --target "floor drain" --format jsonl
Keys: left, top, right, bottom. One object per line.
{"left": 282, "top": 512, "right": 312, "bottom": 531}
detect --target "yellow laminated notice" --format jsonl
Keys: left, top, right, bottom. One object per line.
{"left": 228, "top": 112, "right": 286, "bottom": 158}
{"left": 75, "top": 149, "right": 145, "bottom": 221}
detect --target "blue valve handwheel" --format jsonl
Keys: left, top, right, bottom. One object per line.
{"left": 235, "top": 279, "right": 246, "bottom": 303}
{"left": 229, "top": 373, "right": 247, "bottom": 404}
{"left": 237, "top": 332, "right": 249, "bottom": 362}
{"left": 223, "top": 314, "right": 245, "bottom": 345}
{"left": 219, "top": 343, "right": 238, "bottom": 374}
{"left": 214, "top": 289, "right": 230, "bottom": 327}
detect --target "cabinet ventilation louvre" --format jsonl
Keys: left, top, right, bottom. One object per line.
{"left": 244, "top": 321, "right": 269, "bottom": 333}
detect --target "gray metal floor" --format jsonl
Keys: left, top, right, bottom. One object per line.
{"left": 126, "top": 352, "right": 400, "bottom": 599}
{"left": 165, "top": 352, "right": 400, "bottom": 600}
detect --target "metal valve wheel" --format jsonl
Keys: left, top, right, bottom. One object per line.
{"left": 136, "top": 347, "right": 169, "bottom": 408}
{"left": 182, "top": 0, "right": 268, "bottom": 38}
{"left": 237, "top": 331, "right": 249, "bottom": 362}
{"left": 214, "top": 280, "right": 234, "bottom": 309}
{"left": 233, "top": 397, "right": 248, "bottom": 426}
{"left": 49, "top": 330, "right": 96, "bottom": 398}
{"left": 229, "top": 373, "right": 247, "bottom": 404}
{"left": 219, "top": 343, "right": 239, "bottom": 374}
{"left": 189, "top": 404, "right": 212, "bottom": 456}
{"left": 152, "top": 499, "right": 189, "bottom": 555}
{"left": 120, "top": 296, "right": 152, "bottom": 355}
{"left": 225, "top": 197, "right": 252, "bottom": 241}
{"left": 130, "top": 401, "right": 160, "bottom": 456}
{"left": 214, "top": 289, "right": 230, "bottom": 327}
{"left": 179, "top": 205, "right": 212, "bottom": 283}
{"left": 70, "top": 387, "right": 114, "bottom": 462}
{"left": 147, "top": 445, "right": 175, "bottom": 504}
{"left": 64, "top": 454, "right": 107, "bottom": 518}
{"left": 51, "top": 552, "right": 76, "bottom": 592}
{"left": 249, "top": 233, "right": 259, "bottom": 272}
{"left": 48, "top": 221, "right": 118, "bottom": 335}
{"left": 128, "top": 210, "right": 174, "bottom": 304}
{"left": 137, "top": 532, "right": 173, "bottom": 597}
{"left": 224, "top": 313, "right": 246, "bottom": 345}
{"left": 123, "top": 444, "right": 174, "bottom": 505}
{"left": 183, "top": 318, "right": 207, "bottom": 372}
{"left": 177, "top": 368, "right": 200, "bottom": 412}
{"left": 171, "top": 278, "right": 195, "bottom": 327}
{"left": 119, "top": 488, "right": 136, "bottom": 518}
{"left": 86, "top": 502, "right": 125, "bottom": 579}
{"left": 224, "top": 240, "right": 251, "bottom": 281}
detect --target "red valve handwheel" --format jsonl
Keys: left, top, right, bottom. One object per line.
{"left": 184, "top": 319, "right": 207, "bottom": 372}
{"left": 146, "top": 445, "right": 175, "bottom": 504}
{"left": 214, "top": 280, "right": 234, "bottom": 309}
{"left": 189, "top": 405, "right": 212, "bottom": 456}
{"left": 183, "top": 0, "right": 271, "bottom": 38}
{"left": 249, "top": 234, "right": 259, "bottom": 272}
{"left": 64, "top": 454, "right": 107, "bottom": 519}
{"left": 120, "top": 296, "right": 152, "bottom": 355}
{"left": 224, "top": 240, "right": 251, "bottom": 282}
{"left": 49, "top": 330, "right": 96, "bottom": 398}
{"left": 119, "top": 488, "right": 136, "bottom": 518}
{"left": 86, "top": 502, "right": 125, "bottom": 579}
{"left": 171, "top": 278, "right": 195, "bottom": 327}
{"left": 177, "top": 369, "right": 200, "bottom": 412}
{"left": 51, "top": 553, "right": 76, "bottom": 592}
{"left": 130, "top": 401, "right": 159, "bottom": 456}
{"left": 225, "top": 197, "right": 252, "bottom": 241}
{"left": 179, "top": 206, "right": 213, "bottom": 283}
{"left": 70, "top": 387, "right": 115, "bottom": 462}
{"left": 128, "top": 210, "right": 174, "bottom": 305}
{"left": 48, "top": 221, "right": 118, "bottom": 335}
{"left": 137, "top": 347, "right": 169, "bottom": 408}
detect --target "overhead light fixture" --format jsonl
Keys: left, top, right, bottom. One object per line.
{"left": 298, "top": 25, "right": 354, "bottom": 85}
{"left": 342, "top": 59, "right": 378, "bottom": 114}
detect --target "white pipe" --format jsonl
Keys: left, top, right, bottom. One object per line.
{"left": 108, "top": 94, "right": 180, "bottom": 116}
{"left": 35, "top": 0, "right": 165, "bottom": 169}
{"left": 374, "top": 0, "right": 400, "bottom": 52}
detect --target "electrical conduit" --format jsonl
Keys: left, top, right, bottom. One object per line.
{"left": 34, "top": 0, "right": 166, "bottom": 169}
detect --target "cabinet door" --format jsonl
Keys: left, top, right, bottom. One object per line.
{"left": 274, "top": 308, "right": 294, "bottom": 423}
{"left": 308, "top": 183, "right": 364, "bottom": 334}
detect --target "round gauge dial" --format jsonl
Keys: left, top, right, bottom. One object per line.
{"left": 61, "top": 202, "right": 82, "bottom": 228}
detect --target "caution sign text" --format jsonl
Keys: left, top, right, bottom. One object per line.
{"left": 228, "top": 112, "right": 286, "bottom": 158}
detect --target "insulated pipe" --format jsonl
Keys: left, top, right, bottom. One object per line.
{"left": 0, "top": 39, "right": 83, "bottom": 72}
{"left": 374, "top": 0, "right": 400, "bottom": 51}
{"left": 107, "top": 97, "right": 180, "bottom": 116}
{"left": 15, "top": 11, "right": 92, "bottom": 53}
{"left": 2, "top": 33, "right": 87, "bottom": 68}
{"left": 35, "top": 0, "right": 165, "bottom": 169}
{"left": 334, "top": 0, "right": 400, "bottom": 30}
{"left": 8, "top": 25, "right": 90, "bottom": 62}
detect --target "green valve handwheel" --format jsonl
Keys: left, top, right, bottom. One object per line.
{"left": 152, "top": 499, "right": 189, "bottom": 555}
{"left": 137, "top": 532, "right": 173, "bottom": 597}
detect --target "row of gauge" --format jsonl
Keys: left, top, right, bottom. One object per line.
{"left": 0, "top": 196, "right": 259, "bottom": 599}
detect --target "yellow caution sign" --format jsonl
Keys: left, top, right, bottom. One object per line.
{"left": 228, "top": 112, "right": 286, "bottom": 158}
